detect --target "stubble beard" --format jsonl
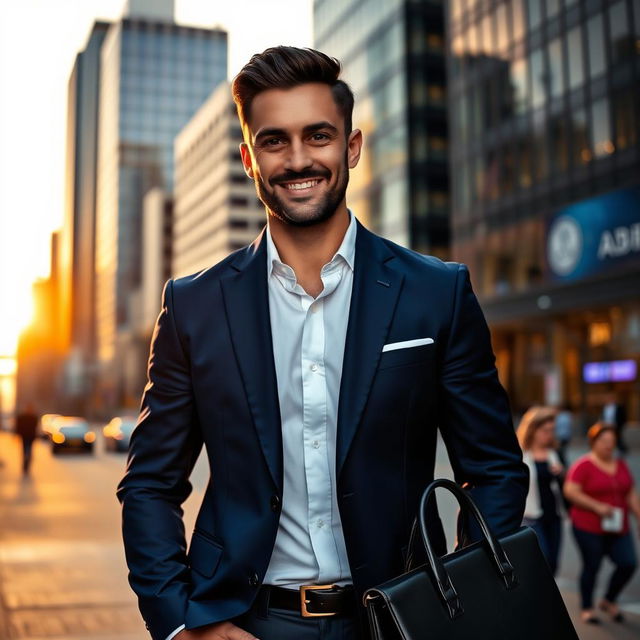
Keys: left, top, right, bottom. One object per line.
{"left": 256, "top": 158, "right": 349, "bottom": 228}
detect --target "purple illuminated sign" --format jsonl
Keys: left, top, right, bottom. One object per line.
{"left": 583, "top": 360, "right": 637, "bottom": 384}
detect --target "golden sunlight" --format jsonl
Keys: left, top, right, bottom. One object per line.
{"left": 0, "top": 278, "right": 34, "bottom": 356}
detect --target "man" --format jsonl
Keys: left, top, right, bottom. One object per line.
{"left": 15, "top": 404, "right": 39, "bottom": 475}
{"left": 118, "top": 47, "right": 528, "bottom": 640}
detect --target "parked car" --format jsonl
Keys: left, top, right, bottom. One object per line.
{"left": 49, "top": 416, "right": 95, "bottom": 454}
{"left": 103, "top": 416, "right": 137, "bottom": 452}
{"left": 40, "top": 413, "right": 61, "bottom": 438}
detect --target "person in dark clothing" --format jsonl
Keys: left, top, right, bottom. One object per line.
{"left": 15, "top": 404, "right": 39, "bottom": 475}
{"left": 602, "top": 393, "right": 628, "bottom": 455}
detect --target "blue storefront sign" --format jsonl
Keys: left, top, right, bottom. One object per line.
{"left": 546, "top": 185, "right": 640, "bottom": 281}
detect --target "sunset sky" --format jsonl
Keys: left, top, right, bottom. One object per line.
{"left": 0, "top": 0, "right": 313, "bottom": 357}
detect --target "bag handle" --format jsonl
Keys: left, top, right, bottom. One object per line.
{"left": 419, "top": 479, "right": 519, "bottom": 619}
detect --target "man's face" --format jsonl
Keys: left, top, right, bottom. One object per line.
{"left": 240, "top": 82, "right": 362, "bottom": 227}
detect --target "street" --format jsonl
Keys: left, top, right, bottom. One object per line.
{"left": 0, "top": 429, "right": 639, "bottom": 639}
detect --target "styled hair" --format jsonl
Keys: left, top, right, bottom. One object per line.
{"left": 587, "top": 421, "right": 617, "bottom": 447}
{"left": 232, "top": 46, "right": 354, "bottom": 136}
{"left": 516, "top": 406, "right": 557, "bottom": 451}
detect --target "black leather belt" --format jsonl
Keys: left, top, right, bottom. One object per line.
{"left": 260, "top": 584, "right": 356, "bottom": 617}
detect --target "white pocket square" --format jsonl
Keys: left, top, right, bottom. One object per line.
{"left": 382, "top": 338, "right": 434, "bottom": 352}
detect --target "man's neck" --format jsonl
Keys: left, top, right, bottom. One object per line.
{"left": 268, "top": 204, "right": 351, "bottom": 298}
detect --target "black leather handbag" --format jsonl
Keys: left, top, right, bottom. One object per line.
{"left": 364, "top": 479, "right": 578, "bottom": 639}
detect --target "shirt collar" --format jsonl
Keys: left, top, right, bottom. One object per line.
{"left": 266, "top": 211, "right": 357, "bottom": 278}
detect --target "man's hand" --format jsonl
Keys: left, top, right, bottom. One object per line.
{"left": 175, "top": 621, "right": 258, "bottom": 640}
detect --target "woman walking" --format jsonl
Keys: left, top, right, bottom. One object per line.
{"left": 564, "top": 422, "right": 640, "bottom": 624}
{"left": 517, "top": 406, "right": 564, "bottom": 576}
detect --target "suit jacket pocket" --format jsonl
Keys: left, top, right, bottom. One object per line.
{"left": 377, "top": 344, "right": 434, "bottom": 371}
{"left": 189, "top": 529, "right": 224, "bottom": 578}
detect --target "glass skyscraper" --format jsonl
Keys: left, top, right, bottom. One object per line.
{"left": 314, "top": 0, "right": 449, "bottom": 255}
{"left": 447, "top": 0, "right": 640, "bottom": 421}
{"left": 61, "top": 21, "right": 110, "bottom": 411}
{"left": 95, "top": 2, "right": 227, "bottom": 381}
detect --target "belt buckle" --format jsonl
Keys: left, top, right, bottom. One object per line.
{"left": 300, "top": 584, "right": 337, "bottom": 618}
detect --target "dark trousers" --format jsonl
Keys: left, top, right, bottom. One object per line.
{"left": 572, "top": 526, "right": 638, "bottom": 609}
{"left": 233, "top": 589, "right": 360, "bottom": 640}
{"left": 525, "top": 516, "right": 562, "bottom": 576}
{"left": 21, "top": 438, "right": 34, "bottom": 474}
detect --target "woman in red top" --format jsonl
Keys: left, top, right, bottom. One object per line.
{"left": 564, "top": 423, "right": 640, "bottom": 624}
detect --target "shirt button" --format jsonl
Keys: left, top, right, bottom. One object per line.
{"left": 317, "top": 519, "right": 325, "bottom": 528}
{"left": 312, "top": 440, "right": 320, "bottom": 449}
{"left": 311, "top": 303, "right": 320, "bottom": 314}
{"left": 249, "top": 573, "right": 260, "bottom": 587}
{"left": 270, "top": 495, "right": 281, "bottom": 512}
{"left": 310, "top": 363, "right": 318, "bottom": 372}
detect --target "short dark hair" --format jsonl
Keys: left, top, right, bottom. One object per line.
{"left": 232, "top": 46, "right": 354, "bottom": 136}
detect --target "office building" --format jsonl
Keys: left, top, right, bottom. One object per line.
{"left": 172, "top": 82, "right": 264, "bottom": 278}
{"left": 94, "top": 0, "right": 227, "bottom": 402}
{"left": 446, "top": 0, "right": 640, "bottom": 421}
{"left": 60, "top": 21, "right": 110, "bottom": 410}
{"left": 314, "top": 0, "right": 449, "bottom": 255}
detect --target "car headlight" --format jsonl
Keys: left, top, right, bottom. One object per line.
{"left": 52, "top": 433, "right": 65, "bottom": 444}
{"left": 84, "top": 432, "right": 96, "bottom": 443}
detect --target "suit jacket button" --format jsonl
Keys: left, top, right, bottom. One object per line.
{"left": 249, "top": 572, "right": 260, "bottom": 587}
{"left": 270, "top": 495, "right": 281, "bottom": 512}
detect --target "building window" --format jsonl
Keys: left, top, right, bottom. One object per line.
{"left": 229, "top": 196, "right": 249, "bottom": 207}
{"left": 512, "top": 0, "right": 526, "bottom": 42}
{"left": 480, "top": 12, "right": 494, "bottom": 56}
{"left": 587, "top": 14, "right": 606, "bottom": 78}
{"left": 546, "top": 0, "right": 561, "bottom": 20}
{"left": 510, "top": 56, "right": 529, "bottom": 114}
{"left": 547, "top": 37, "right": 564, "bottom": 98}
{"left": 590, "top": 98, "right": 614, "bottom": 158}
{"left": 550, "top": 113, "right": 569, "bottom": 173}
{"left": 495, "top": 3, "right": 509, "bottom": 52}
{"left": 533, "top": 113, "right": 548, "bottom": 181}
{"left": 517, "top": 135, "right": 533, "bottom": 188}
{"left": 530, "top": 48, "right": 547, "bottom": 109}
{"left": 571, "top": 108, "right": 590, "bottom": 165}
{"left": 609, "top": 0, "right": 634, "bottom": 64}
{"left": 567, "top": 26, "right": 585, "bottom": 90}
{"left": 612, "top": 88, "right": 637, "bottom": 150}
{"left": 527, "top": 0, "right": 543, "bottom": 31}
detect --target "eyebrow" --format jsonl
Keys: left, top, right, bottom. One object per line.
{"left": 254, "top": 121, "right": 339, "bottom": 144}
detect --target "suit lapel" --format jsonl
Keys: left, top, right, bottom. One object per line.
{"left": 336, "top": 223, "right": 404, "bottom": 475}
{"left": 220, "top": 231, "right": 282, "bottom": 491}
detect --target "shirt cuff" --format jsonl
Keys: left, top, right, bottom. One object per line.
{"left": 165, "top": 624, "right": 185, "bottom": 640}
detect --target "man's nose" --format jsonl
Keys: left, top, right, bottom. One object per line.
{"left": 284, "top": 139, "right": 312, "bottom": 172}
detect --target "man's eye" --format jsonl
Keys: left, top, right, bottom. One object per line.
{"left": 310, "top": 133, "right": 329, "bottom": 142}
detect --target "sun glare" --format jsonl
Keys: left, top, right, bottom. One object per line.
{"left": 0, "top": 278, "right": 34, "bottom": 357}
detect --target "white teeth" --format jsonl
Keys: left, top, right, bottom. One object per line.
{"left": 285, "top": 180, "right": 319, "bottom": 190}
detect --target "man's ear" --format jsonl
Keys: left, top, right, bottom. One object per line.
{"left": 240, "top": 142, "right": 254, "bottom": 179}
{"left": 347, "top": 129, "right": 363, "bottom": 169}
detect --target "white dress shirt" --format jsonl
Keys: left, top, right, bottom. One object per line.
{"left": 166, "top": 214, "right": 356, "bottom": 639}
{"left": 264, "top": 213, "right": 355, "bottom": 587}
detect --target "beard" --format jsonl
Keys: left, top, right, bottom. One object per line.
{"left": 256, "top": 156, "right": 349, "bottom": 228}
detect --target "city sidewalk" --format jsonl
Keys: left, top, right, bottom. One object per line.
{"left": 1, "top": 429, "right": 640, "bottom": 639}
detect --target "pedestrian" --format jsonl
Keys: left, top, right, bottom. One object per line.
{"left": 14, "top": 403, "right": 39, "bottom": 475}
{"left": 516, "top": 406, "right": 565, "bottom": 576}
{"left": 564, "top": 422, "right": 640, "bottom": 625}
{"left": 602, "top": 392, "right": 628, "bottom": 454}
{"left": 554, "top": 403, "right": 573, "bottom": 467}
{"left": 117, "top": 46, "right": 528, "bottom": 640}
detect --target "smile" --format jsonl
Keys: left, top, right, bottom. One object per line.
{"left": 280, "top": 179, "right": 322, "bottom": 191}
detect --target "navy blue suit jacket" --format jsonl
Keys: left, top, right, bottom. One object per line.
{"left": 117, "top": 222, "right": 528, "bottom": 639}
